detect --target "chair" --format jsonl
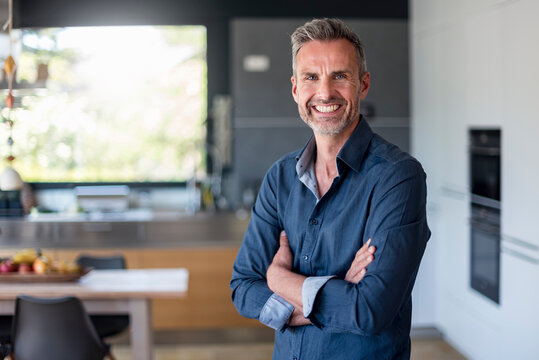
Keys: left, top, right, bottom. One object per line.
{"left": 11, "top": 295, "right": 112, "bottom": 360}
{"left": 76, "top": 255, "right": 126, "bottom": 271}
{"left": 75, "top": 255, "right": 130, "bottom": 339}
{"left": 0, "top": 317, "right": 11, "bottom": 358}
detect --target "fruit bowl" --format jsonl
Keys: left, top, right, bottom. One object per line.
{"left": 0, "top": 248, "right": 91, "bottom": 282}
{"left": 0, "top": 267, "right": 92, "bottom": 283}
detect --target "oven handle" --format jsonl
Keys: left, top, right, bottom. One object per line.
{"left": 469, "top": 218, "right": 500, "bottom": 235}
{"left": 469, "top": 146, "right": 500, "bottom": 156}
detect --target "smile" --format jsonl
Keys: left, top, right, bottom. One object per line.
{"left": 314, "top": 104, "right": 341, "bottom": 113}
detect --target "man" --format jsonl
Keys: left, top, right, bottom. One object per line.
{"left": 230, "top": 18, "right": 430, "bottom": 359}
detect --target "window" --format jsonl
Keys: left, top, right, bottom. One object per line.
{"left": 2, "top": 25, "right": 207, "bottom": 182}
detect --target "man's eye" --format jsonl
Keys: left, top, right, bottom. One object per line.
{"left": 335, "top": 74, "right": 346, "bottom": 80}
{"left": 306, "top": 75, "right": 317, "bottom": 80}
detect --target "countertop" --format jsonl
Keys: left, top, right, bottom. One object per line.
{"left": 0, "top": 211, "right": 250, "bottom": 248}
{"left": 6, "top": 209, "right": 221, "bottom": 223}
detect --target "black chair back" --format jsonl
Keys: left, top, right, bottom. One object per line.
{"left": 12, "top": 295, "right": 108, "bottom": 360}
{"left": 75, "top": 255, "right": 130, "bottom": 339}
{"left": 76, "top": 255, "right": 126, "bottom": 270}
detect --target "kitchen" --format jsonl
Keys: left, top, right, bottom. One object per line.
{"left": 0, "top": 1, "right": 537, "bottom": 359}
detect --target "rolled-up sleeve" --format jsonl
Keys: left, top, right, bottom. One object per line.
{"left": 302, "top": 275, "right": 335, "bottom": 318}
{"left": 259, "top": 294, "right": 295, "bottom": 331}
{"left": 306, "top": 160, "right": 431, "bottom": 335}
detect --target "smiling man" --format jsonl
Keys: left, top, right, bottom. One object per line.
{"left": 231, "top": 18, "right": 430, "bottom": 359}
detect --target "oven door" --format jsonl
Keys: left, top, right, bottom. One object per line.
{"left": 471, "top": 152, "right": 501, "bottom": 201}
{"left": 470, "top": 205, "right": 500, "bottom": 303}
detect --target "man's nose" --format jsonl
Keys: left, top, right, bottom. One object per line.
{"left": 316, "top": 77, "right": 334, "bottom": 100}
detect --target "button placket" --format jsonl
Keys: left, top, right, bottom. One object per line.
{"left": 301, "top": 206, "right": 322, "bottom": 274}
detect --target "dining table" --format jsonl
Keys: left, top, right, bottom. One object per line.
{"left": 0, "top": 268, "right": 189, "bottom": 360}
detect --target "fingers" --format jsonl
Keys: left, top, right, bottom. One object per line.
{"left": 279, "top": 230, "right": 289, "bottom": 247}
{"left": 354, "top": 239, "right": 372, "bottom": 258}
{"left": 270, "top": 230, "right": 294, "bottom": 271}
{"left": 353, "top": 268, "right": 367, "bottom": 283}
{"left": 352, "top": 240, "right": 375, "bottom": 267}
{"left": 345, "top": 267, "right": 366, "bottom": 283}
{"left": 345, "top": 239, "right": 376, "bottom": 284}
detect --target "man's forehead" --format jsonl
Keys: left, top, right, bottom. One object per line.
{"left": 296, "top": 39, "right": 359, "bottom": 71}
{"left": 297, "top": 38, "right": 355, "bottom": 54}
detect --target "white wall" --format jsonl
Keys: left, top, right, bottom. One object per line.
{"left": 411, "top": 0, "right": 539, "bottom": 359}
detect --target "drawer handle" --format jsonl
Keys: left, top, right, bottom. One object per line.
{"left": 502, "top": 247, "right": 539, "bottom": 265}
{"left": 502, "top": 234, "right": 539, "bottom": 251}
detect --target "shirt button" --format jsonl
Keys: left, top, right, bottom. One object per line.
{"left": 293, "top": 358, "right": 298, "bottom": 360}
{"left": 303, "top": 255, "right": 309, "bottom": 261}
{"left": 310, "top": 219, "right": 318, "bottom": 225}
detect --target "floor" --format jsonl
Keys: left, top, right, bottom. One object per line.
{"left": 110, "top": 328, "right": 467, "bottom": 360}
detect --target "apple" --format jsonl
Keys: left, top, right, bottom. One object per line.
{"left": 33, "top": 257, "right": 48, "bottom": 275}
{"left": 0, "top": 260, "right": 17, "bottom": 273}
{"left": 18, "top": 263, "right": 32, "bottom": 274}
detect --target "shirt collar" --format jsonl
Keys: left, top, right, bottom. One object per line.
{"left": 295, "top": 116, "right": 374, "bottom": 174}
{"left": 337, "top": 116, "right": 374, "bottom": 173}
{"left": 295, "top": 135, "right": 316, "bottom": 179}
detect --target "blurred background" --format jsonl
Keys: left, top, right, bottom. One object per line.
{"left": 0, "top": 1, "right": 537, "bottom": 359}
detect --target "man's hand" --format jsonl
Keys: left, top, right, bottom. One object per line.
{"left": 266, "top": 231, "right": 294, "bottom": 293}
{"left": 267, "top": 231, "right": 306, "bottom": 306}
{"left": 267, "top": 231, "right": 312, "bottom": 326}
{"left": 344, "top": 239, "right": 376, "bottom": 284}
{"left": 270, "top": 231, "right": 293, "bottom": 270}
{"left": 288, "top": 308, "right": 311, "bottom": 326}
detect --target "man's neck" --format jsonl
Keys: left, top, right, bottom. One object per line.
{"left": 314, "top": 118, "right": 359, "bottom": 177}
{"left": 313, "top": 118, "right": 359, "bottom": 196}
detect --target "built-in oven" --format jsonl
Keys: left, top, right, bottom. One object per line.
{"left": 469, "top": 129, "right": 501, "bottom": 304}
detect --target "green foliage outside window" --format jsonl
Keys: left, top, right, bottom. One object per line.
{"left": 2, "top": 26, "right": 207, "bottom": 182}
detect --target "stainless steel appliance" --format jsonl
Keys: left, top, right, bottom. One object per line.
{"left": 469, "top": 129, "right": 501, "bottom": 304}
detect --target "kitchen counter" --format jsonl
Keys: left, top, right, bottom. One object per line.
{"left": 0, "top": 211, "right": 258, "bottom": 330}
{"left": 0, "top": 211, "right": 250, "bottom": 248}
{"left": 25, "top": 209, "right": 196, "bottom": 222}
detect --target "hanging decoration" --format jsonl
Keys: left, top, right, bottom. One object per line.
{"left": 0, "top": 0, "right": 23, "bottom": 191}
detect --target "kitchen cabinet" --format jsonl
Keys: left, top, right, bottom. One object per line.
{"left": 146, "top": 215, "right": 248, "bottom": 245}
{"left": 58, "top": 222, "right": 146, "bottom": 246}
{"left": 0, "top": 221, "right": 56, "bottom": 247}
{"left": 138, "top": 247, "right": 257, "bottom": 329}
{"left": 500, "top": 0, "right": 539, "bottom": 247}
{"left": 499, "top": 251, "right": 539, "bottom": 359}
{"left": 0, "top": 220, "right": 146, "bottom": 248}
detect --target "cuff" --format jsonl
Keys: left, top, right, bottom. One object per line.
{"left": 302, "top": 275, "right": 335, "bottom": 318}
{"left": 259, "top": 293, "right": 295, "bottom": 331}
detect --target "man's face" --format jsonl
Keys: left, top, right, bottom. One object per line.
{"left": 291, "top": 39, "right": 370, "bottom": 137}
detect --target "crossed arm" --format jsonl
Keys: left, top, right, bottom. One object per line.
{"left": 266, "top": 231, "right": 376, "bottom": 326}
{"left": 231, "top": 160, "right": 429, "bottom": 334}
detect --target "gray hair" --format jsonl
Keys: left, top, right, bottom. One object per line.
{"left": 291, "top": 18, "right": 367, "bottom": 77}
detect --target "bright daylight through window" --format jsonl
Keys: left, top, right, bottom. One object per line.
{"left": 2, "top": 26, "right": 207, "bottom": 182}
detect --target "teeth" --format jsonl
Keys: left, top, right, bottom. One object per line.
{"left": 315, "top": 105, "right": 339, "bottom": 113}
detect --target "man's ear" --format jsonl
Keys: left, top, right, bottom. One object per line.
{"left": 359, "top": 72, "right": 371, "bottom": 100}
{"left": 291, "top": 75, "right": 299, "bottom": 103}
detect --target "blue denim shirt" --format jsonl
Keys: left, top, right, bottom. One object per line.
{"left": 230, "top": 118, "right": 430, "bottom": 360}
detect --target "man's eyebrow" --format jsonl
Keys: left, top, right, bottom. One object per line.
{"left": 299, "top": 70, "right": 353, "bottom": 77}
{"left": 331, "top": 70, "right": 352, "bottom": 76}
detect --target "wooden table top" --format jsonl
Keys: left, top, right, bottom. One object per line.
{"left": 0, "top": 268, "right": 189, "bottom": 299}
